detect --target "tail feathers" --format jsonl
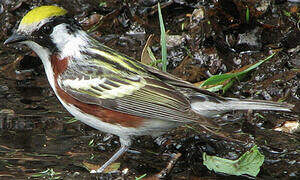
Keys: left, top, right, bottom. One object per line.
{"left": 190, "top": 95, "right": 294, "bottom": 117}
{"left": 224, "top": 98, "right": 294, "bottom": 112}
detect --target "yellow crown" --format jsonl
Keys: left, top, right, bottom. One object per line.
{"left": 20, "top": 6, "right": 67, "bottom": 25}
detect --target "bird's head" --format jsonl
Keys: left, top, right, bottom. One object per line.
{"left": 4, "top": 6, "right": 88, "bottom": 59}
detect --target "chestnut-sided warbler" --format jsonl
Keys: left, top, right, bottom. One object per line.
{"left": 4, "top": 6, "right": 294, "bottom": 173}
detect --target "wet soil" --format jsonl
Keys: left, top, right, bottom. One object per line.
{"left": 0, "top": 0, "right": 299, "bottom": 179}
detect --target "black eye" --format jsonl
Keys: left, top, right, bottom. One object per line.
{"left": 41, "top": 23, "right": 53, "bottom": 35}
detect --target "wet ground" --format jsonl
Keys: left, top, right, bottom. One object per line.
{"left": 0, "top": 0, "right": 299, "bottom": 179}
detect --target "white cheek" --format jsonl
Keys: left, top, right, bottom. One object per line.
{"left": 50, "top": 24, "right": 89, "bottom": 59}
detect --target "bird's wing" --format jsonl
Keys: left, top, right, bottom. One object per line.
{"left": 143, "top": 64, "right": 226, "bottom": 100}
{"left": 57, "top": 51, "right": 200, "bottom": 123}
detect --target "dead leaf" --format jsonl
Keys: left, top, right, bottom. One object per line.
{"left": 172, "top": 56, "right": 207, "bottom": 82}
{"left": 83, "top": 161, "right": 120, "bottom": 173}
{"left": 274, "top": 121, "right": 300, "bottom": 133}
{"left": 82, "top": 161, "right": 101, "bottom": 171}
{"left": 141, "top": 34, "right": 154, "bottom": 65}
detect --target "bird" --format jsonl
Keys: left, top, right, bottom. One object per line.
{"left": 4, "top": 6, "right": 295, "bottom": 173}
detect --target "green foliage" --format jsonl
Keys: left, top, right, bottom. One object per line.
{"left": 88, "top": 139, "right": 95, "bottom": 146}
{"left": 200, "top": 53, "right": 276, "bottom": 93}
{"left": 158, "top": 3, "right": 167, "bottom": 72}
{"left": 31, "top": 168, "right": 62, "bottom": 179}
{"left": 64, "top": 117, "right": 78, "bottom": 124}
{"left": 203, "top": 145, "right": 265, "bottom": 177}
{"left": 98, "top": 1, "right": 107, "bottom": 7}
{"left": 135, "top": 173, "right": 147, "bottom": 180}
{"left": 246, "top": 6, "right": 250, "bottom": 23}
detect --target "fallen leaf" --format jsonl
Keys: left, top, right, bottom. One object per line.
{"left": 83, "top": 161, "right": 120, "bottom": 173}
{"left": 141, "top": 34, "right": 154, "bottom": 65}
{"left": 203, "top": 145, "right": 264, "bottom": 177}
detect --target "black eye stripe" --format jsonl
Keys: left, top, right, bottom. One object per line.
{"left": 29, "top": 16, "right": 82, "bottom": 52}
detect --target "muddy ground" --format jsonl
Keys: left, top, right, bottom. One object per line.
{"left": 0, "top": 0, "right": 299, "bottom": 179}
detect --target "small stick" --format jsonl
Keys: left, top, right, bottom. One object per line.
{"left": 156, "top": 152, "right": 182, "bottom": 179}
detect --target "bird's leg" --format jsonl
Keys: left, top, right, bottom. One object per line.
{"left": 91, "top": 145, "right": 129, "bottom": 173}
{"left": 90, "top": 137, "right": 131, "bottom": 173}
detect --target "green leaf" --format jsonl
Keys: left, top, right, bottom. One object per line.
{"left": 200, "top": 73, "right": 237, "bottom": 87}
{"left": 206, "top": 85, "right": 224, "bottom": 92}
{"left": 158, "top": 3, "right": 167, "bottom": 72}
{"left": 135, "top": 173, "right": 147, "bottom": 180}
{"left": 283, "top": 10, "right": 291, "bottom": 17}
{"left": 64, "top": 117, "right": 78, "bottom": 124}
{"left": 88, "top": 139, "right": 94, "bottom": 146}
{"left": 246, "top": 6, "right": 250, "bottom": 23}
{"left": 200, "top": 53, "right": 276, "bottom": 89}
{"left": 203, "top": 145, "right": 265, "bottom": 177}
{"left": 99, "top": 2, "right": 107, "bottom": 7}
{"left": 31, "top": 168, "right": 61, "bottom": 178}
{"left": 147, "top": 47, "right": 157, "bottom": 62}
{"left": 221, "top": 72, "right": 247, "bottom": 94}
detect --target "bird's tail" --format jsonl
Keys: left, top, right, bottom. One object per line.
{"left": 190, "top": 94, "right": 295, "bottom": 117}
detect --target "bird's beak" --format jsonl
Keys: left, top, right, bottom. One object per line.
{"left": 4, "top": 33, "right": 28, "bottom": 45}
